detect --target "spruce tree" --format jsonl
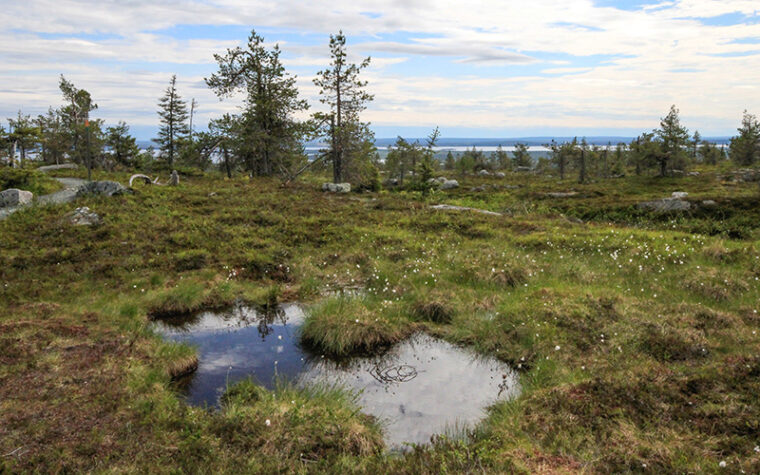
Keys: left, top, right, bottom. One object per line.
{"left": 729, "top": 111, "right": 760, "bottom": 166}
{"left": 156, "top": 75, "right": 189, "bottom": 168}
{"left": 313, "top": 31, "right": 374, "bottom": 183}
{"left": 654, "top": 105, "right": 689, "bottom": 176}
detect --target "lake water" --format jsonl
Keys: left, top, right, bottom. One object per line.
{"left": 153, "top": 303, "right": 519, "bottom": 448}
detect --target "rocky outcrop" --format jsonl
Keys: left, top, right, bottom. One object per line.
{"left": 0, "top": 189, "right": 33, "bottom": 208}
{"left": 76, "top": 181, "right": 129, "bottom": 197}
{"left": 637, "top": 198, "right": 691, "bottom": 212}
{"left": 440, "top": 179, "right": 459, "bottom": 190}
{"left": 68, "top": 207, "right": 102, "bottom": 226}
{"left": 322, "top": 182, "right": 351, "bottom": 193}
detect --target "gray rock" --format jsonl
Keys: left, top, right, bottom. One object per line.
{"left": 494, "top": 172, "right": 506, "bottom": 178}
{"left": 440, "top": 179, "right": 459, "bottom": 190}
{"left": 322, "top": 182, "right": 351, "bottom": 193}
{"left": 688, "top": 171, "right": 700, "bottom": 177}
{"left": 169, "top": 170, "right": 180, "bottom": 186}
{"left": 477, "top": 169, "right": 491, "bottom": 176}
{"left": 671, "top": 191, "right": 688, "bottom": 199}
{"left": 37, "top": 163, "right": 78, "bottom": 172}
{"left": 671, "top": 169, "right": 685, "bottom": 177}
{"left": 0, "top": 189, "right": 33, "bottom": 208}
{"left": 637, "top": 198, "right": 691, "bottom": 212}
{"left": 76, "top": 181, "right": 129, "bottom": 197}
{"left": 431, "top": 204, "right": 501, "bottom": 216}
{"left": 728, "top": 168, "right": 760, "bottom": 182}
{"left": 546, "top": 191, "right": 578, "bottom": 198}
{"left": 68, "top": 207, "right": 101, "bottom": 226}
{"left": 471, "top": 185, "right": 487, "bottom": 192}
{"left": 701, "top": 200, "right": 717, "bottom": 207}
{"left": 436, "top": 177, "right": 447, "bottom": 184}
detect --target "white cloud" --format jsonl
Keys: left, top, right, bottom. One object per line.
{"left": 1, "top": 0, "right": 759, "bottom": 136}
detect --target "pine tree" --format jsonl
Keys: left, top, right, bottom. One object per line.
{"left": 512, "top": 143, "right": 532, "bottom": 169}
{"left": 156, "top": 75, "right": 189, "bottom": 168}
{"left": 106, "top": 121, "right": 140, "bottom": 167}
{"left": 206, "top": 30, "right": 309, "bottom": 177}
{"left": 313, "top": 31, "right": 374, "bottom": 183}
{"left": 729, "top": 111, "right": 760, "bottom": 166}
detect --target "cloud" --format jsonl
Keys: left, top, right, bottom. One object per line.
{"left": 1, "top": 0, "right": 759, "bottom": 136}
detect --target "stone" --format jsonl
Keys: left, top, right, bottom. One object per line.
{"left": 322, "top": 182, "right": 351, "bottom": 193}
{"left": 546, "top": 191, "right": 578, "bottom": 198}
{"left": 169, "top": 170, "right": 180, "bottom": 186}
{"left": 431, "top": 204, "right": 501, "bottom": 216}
{"left": 0, "top": 189, "right": 33, "bottom": 208}
{"left": 701, "top": 200, "right": 717, "bottom": 207}
{"left": 688, "top": 171, "right": 700, "bottom": 177}
{"left": 671, "top": 191, "right": 688, "bottom": 199}
{"left": 436, "top": 177, "right": 447, "bottom": 184}
{"left": 494, "top": 172, "right": 506, "bottom": 178}
{"left": 68, "top": 207, "right": 101, "bottom": 226}
{"left": 671, "top": 169, "right": 685, "bottom": 177}
{"left": 36, "top": 163, "right": 78, "bottom": 172}
{"left": 440, "top": 179, "right": 459, "bottom": 190}
{"left": 637, "top": 198, "right": 691, "bottom": 212}
{"left": 515, "top": 166, "right": 532, "bottom": 172}
{"left": 76, "top": 181, "right": 129, "bottom": 197}
{"left": 477, "top": 169, "right": 491, "bottom": 176}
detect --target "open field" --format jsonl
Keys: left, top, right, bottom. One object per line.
{"left": 1, "top": 168, "right": 759, "bottom": 473}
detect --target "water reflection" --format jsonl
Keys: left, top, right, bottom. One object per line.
{"left": 154, "top": 304, "right": 519, "bottom": 448}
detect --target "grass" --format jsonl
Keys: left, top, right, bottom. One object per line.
{"left": 0, "top": 166, "right": 758, "bottom": 472}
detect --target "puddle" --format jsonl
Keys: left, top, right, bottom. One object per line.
{"left": 154, "top": 304, "right": 519, "bottom": 448}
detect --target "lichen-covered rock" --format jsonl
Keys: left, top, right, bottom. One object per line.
{"left": 68, "top": 207, "right": 101, "bottom": 226}
{"left": 0, "top": 188, "right": 33, "bottom": 208}
{"left": 477, "top": 169, "right": 491, "bottom": 176}
{"left": 494, "top": 172, "right": 506, "bottom": 178}
{"left": 671, "top": 191, "right": 688, "bottom": 199}
{"left": 440, "top": 179, "right": 459, "bottom": 190}
{"left": 322, "top": 182, "right": 351, "bottom": 193}
{"left": 76, "top": 181, "right": 129, "bottom": 197}
{"left": 701, "top": 200, "right": 717, "bottom": 207}
{"left": 637, "top": 198, "right": 691, "bottom": 212}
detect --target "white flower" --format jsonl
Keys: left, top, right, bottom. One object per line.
{"left": 554, "top": 345, "right": 561, "bottom": 351}
{"left": 719, "top": 461, "right": 726, "bottom": 468}
{"left": 265, "top": 419, "right": 271, "bottom": 426}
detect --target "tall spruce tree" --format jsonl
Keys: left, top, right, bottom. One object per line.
{"left": 313, "top": 31, "right": 374, "bottom": 183}
{"left": 729, "top": 110, "right": 760, "bottom": 166}
{"left": 654, "top": 105, "right": 689, "bottom": 176}
{"left": 206, "top": 30, "right": 309, "bottom": 178}
{"left": 156, "top": 75, "right": 189, "bottom": 168}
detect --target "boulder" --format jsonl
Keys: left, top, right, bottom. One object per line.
{"left": 671, "top": 191, "right": 688, "bottom": 199}
{"left": 688, "top": 171, "right": 700, "bottom": 177}
{"left": 68, "top": 207, "right": 101, "bottom": 226}
{"left": 322, "top": 182, "right": 351, "bottom": 193}
{"left": 637, "top": 198, "right": 691, "bottom": 212}
{"left": 0, "top": 189, "right": 33, "bottom": 208}
{"left": 494, "top": 172, "right": 506, "bottom": 178}
{"left": 671, "top": 169, "right": 685, "bottom": 177}
{"left": 546, "top": 191, "right": 578, "bottom": 198}
{"left": 76, "top": 181, "right": 129, "bottom": 197}
{"left": 440, "top": 179, "right": 459, "bottom": 190}
{"left": 477, "top": 169, "right": 491, "bottom": 176}
{"left": 701, "top": 200, "right": 717, "bottom": 207}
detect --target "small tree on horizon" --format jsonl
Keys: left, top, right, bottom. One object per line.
{"left": 313, "top": 31, "right": 374, "bottom": 183}
{"left": 155, "top": 75, "right": 189, "bottom": 168}
{"left": 729, "top": 110, "right": 760, "bottom": 167}
{"left": 654, "top": 105, "right": 689, "bottom": 176}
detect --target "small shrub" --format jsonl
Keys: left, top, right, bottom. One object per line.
{"left": 411, "top": 300, "right": 454, "bottom": 324}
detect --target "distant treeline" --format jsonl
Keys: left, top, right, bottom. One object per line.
{"left": 2, "top": 29, "right": 759, "bottom": 187}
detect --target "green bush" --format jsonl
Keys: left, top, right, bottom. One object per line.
{"left": 0, "top": 168, "right": 60, "bottom": 195}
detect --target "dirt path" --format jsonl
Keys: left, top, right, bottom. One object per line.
{"left": 0, "top": 177, "right": 87, "bottom": 221}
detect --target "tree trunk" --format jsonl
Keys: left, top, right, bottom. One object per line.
{"left": 579, "top": 149, "right": 586, "bottom": 184}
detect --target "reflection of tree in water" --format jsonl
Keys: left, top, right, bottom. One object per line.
{"left": 256, "top": 305, "right": 286, "bottom": 340}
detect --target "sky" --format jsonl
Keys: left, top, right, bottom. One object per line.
{"left": 2, "top": 0, "right": 759, "bottom": 140}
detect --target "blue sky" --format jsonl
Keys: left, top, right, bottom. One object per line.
{"left": 1, "top": 0, "right": 759, "bottom": 140}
